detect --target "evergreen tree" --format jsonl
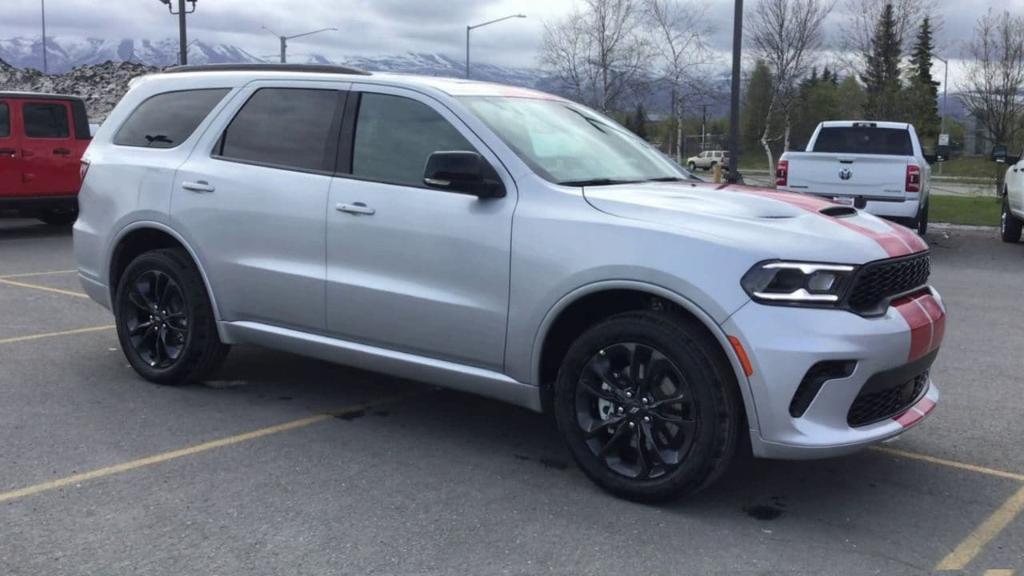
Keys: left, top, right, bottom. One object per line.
{"left": 838, "top": 76, "right": 867, "bottom": 120}
{"left": 632, "top": 103, "right": 648, "bottom": 140}
{"left": 903, "top": 17, "right": 940, "bottom": 142}
{"left": 742, "top": 60, "right": 775, "bottom": 154}
{"left": 862, "top": 3, "right": 903, "bottom": 118}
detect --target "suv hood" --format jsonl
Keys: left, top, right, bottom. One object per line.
{"left": 583, "top": 181, "right": 927, "bottom": 263}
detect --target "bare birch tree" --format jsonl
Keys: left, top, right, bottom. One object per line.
{"left": 840, "top": 0, "right": 926, "bottom": 71}
{"left": 958, "top": 9, "right": 1024, "bottom": 150}
{"left": 645, "top": 0, "right": 712, "bottom": 161}
{"left": 749, "top": 0, "right": 833, "bottom": 173}
{"left": 541, "top": 0, "right": 650, "bottom": 112}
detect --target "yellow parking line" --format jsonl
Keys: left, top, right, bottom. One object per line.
{"left": 0, "top": 325, "right": 115, "bottom": 345}
{"left": 0, "top": 277, "right": 88, "bottom": 298}
{"left": 984, "top": 570, "right": 1016, "bottom": 576}
{"left": 0, "top": 269, "right": 77, "bottom": 279}
{"left": 0, "top": 395, "right": 414, "bottom": 505}
{"left": 936, "top": 485, "right": 1024, "bottom": 571}
{"left": 871, "top": 446, "right": 1024, "bottom": 483}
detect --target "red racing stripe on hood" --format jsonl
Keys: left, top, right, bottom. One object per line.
{"left": 724, "top": 186, "right": 925, "bottom": 257}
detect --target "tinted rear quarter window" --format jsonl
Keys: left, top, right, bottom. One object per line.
{"left": 813, "top": 127, "right": 913, "bottom": 156}
{"left": 0, "top": 102, "right": 8, "bottom": 137}
{"left": 114, "top": 88, "right": 229, "bottom": 148}
{"left": 23, "top": 103, "right": 69, "bottom": 138}
{"left": 216, "top": 88, "right": 340, "bottom": 172}
{"left": 352, "top": 93, "right": 474, "bottom": 187}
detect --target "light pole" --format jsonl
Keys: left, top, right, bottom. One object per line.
{"left": 158, "top": 0, "right": 197, "bottom": 66}
{"left": 934, "top": 54, "right": 949, "bottom": 173}
{"left": 261, "top": 27, "right": 338, "bottom": 64}
{"left": 725, "top": 0, "right": 743, "bottom": 183}
{"left": 40, "top": 0, "right": 47, "bottom": 74}
{"left": 466, "top": 14, "right": 526, "bottom": 79}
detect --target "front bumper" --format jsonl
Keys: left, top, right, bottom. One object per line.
{"left": 724, "top": 287, "right": 945, "bottom": 459}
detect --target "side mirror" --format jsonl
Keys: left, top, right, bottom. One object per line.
{"left": 992, "top": 144, "right": 1008, "bottom": 163}
{"left": 423, "top": 151, "right": 505, "bottom": 198}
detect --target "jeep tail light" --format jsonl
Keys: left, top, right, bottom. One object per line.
{"left": 80, "top": 159, "right": 91, "bottom": 183}
{"left": 905, "top": 164, "right": 921, "bottom": 193}
{"left": 775, "top": 160, "right": 788, "bottom": 187}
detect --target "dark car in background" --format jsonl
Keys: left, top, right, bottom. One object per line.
{"left": 0, "top": 92, "right": 91, "bottom": 225}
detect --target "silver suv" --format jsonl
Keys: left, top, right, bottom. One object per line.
{"left": 75, "top": 65, "right": 945, "bottom": 501}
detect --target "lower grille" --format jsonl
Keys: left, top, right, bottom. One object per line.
{"left": 848, "top": 371, "right": 928, "bottom": 427}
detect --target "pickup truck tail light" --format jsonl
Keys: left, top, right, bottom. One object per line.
{"left": 80, "top": 159, "right": 91, "bottom": 183}
{"left": 775, "top": 160, "right": 789, "bottom": 187}
{"left": 905, "top": 164, "right": 921, "bottom": 193}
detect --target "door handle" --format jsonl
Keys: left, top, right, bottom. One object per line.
{"left": 336, "top": 202, "right": 375, "bottom": 216}
{"left": 182, "top": 180, "right": 216, "bottom": 193}
{"left": 0, "top": 148, "right": 15, "bottom": 157}
{"left": 53, "top": 148, "right": 71, "bottom": 156}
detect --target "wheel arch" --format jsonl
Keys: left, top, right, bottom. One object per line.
{"left": 531, "top": 281, "right": 758, "bottom": 431}
{"left": 107, "top": 221, "right": 230, "bottom": 342}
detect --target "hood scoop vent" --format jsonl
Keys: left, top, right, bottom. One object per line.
{"left": 819, "top": 205, "right": 857, "bottom": 218}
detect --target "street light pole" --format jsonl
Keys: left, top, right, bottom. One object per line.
{"left": 726, "top": 0, "right": 744, "bottom": 183}
{"left": 158, "top": 0, "right": 197, "bottom": 66}
{"left": 466, "top": 14, "right": 526, "bottom": 79}
{"left": 262, "top": 27, "right": 338, "bottom": 64}
{"left": 934, "top": 54, "right": 949, "bottom": 174}
{"left": 40, "top": 0, "right": 48, "bottom": 74}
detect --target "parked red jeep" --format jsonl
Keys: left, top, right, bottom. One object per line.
{"left": 0, "top": 92, "right": 91, "bottom": 226}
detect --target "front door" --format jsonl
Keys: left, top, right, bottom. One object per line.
{"left": 172, "top": 83, "right": 347, "bottom": 331}
{"left": 0, "top": 99, "right": 20, "bottom": 196}
{"left": 19, "top": 99, "right": 79, "bottom": 196}
{"left": 326, "top": 86, "right": 515, "bottom": 370}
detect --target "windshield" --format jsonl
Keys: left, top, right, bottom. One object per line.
{"left": 461, "top": 96, "right": 692, "bottom": 185}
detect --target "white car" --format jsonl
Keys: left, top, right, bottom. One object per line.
{"left": 777, "top": 121, "right": 932, "bottom": 234}
{"left": 686, "top": 150, "right": 728, "bottom": 171}
{"left": 995, "top": 145, "right": 1024, "bottom": 243}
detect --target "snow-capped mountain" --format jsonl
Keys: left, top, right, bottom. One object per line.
{"left": 0, "top": 37, "right": 263, "bottom": 73}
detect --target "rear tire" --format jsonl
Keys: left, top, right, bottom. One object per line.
{"left": 916, "top": 200, "right": 929, "bottom": 236}
{"left": 114, "top": 248, "right": 229, "bottom": 385}
{"left": 1001, "top": 195, "right": 1023, "bottom": 243}
{"left": 553, "top": 310, "right": 741, "bottom": 502}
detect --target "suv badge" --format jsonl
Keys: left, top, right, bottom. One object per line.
{"left": 839, "top": 168, "right": 853, "bottom": 181}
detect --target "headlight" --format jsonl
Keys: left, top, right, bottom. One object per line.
{"left": 741, "top": 261, "right": 857, "bottom": 306}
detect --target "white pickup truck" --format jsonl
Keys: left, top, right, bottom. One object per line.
{"left": 776, "top": 121, "right": 932, "bottom": 234}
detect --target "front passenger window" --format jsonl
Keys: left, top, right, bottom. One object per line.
{"left": 352, "top": 93, "right": 474, "bottom": 187}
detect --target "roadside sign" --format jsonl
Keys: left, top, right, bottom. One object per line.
{"left": 938, "top": 133, "right": 949, "bottom": 146}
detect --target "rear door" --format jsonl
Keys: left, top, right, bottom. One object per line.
{"left": 172, "top": 81, "right": 347, "bottom": 331}
{"left": 19, "top": 99, "right": 80, "bottom": 196}
{"left": 0, "top": 99, "right": 19, "bottom": 196}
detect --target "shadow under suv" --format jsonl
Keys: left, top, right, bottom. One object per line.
{"left": 74, "top": 64, "right": 945, "bottom": 501}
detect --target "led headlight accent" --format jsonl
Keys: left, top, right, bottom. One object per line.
{"left": 742, "top": 261, "right": 856, "bottom": 305}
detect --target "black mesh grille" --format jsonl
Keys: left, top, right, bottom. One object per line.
{"left": 848, "top": 371, "right": 928, "bottom": 427}
{"left": 846, "top": 253, "right": 930, "bottom": 314}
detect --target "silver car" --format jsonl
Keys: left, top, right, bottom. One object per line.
{"left": 74, "top": 65, "right": 945, "bottom": 501}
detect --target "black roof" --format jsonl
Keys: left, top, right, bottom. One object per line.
{"left": 164, "top": 63, "right": 371, "bottom": 76}
{"left": 0, "top": 91, "right": 87, "bottom": 103}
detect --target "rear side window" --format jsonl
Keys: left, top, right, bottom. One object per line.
{"left": 812, "top": 127, "right": 913, "bottom": 156}
{"left": 352, "top": 93, "right": 474, "bottom": 187}
{"left": 114, "top": 88, "right": 229, "bottom": 149}
{"left": 0, "top": 102, "right": 9, "bottom": 137}
{"left": 23, "top": 103, "right": 69, "bottom": 138}
{"left": 216, "top": 88, "right": 340, "bottom": 172}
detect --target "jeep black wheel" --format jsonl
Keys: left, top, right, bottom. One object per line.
{"left": 115, "top": 248, "right": 228, "bottom": 385}
{"left": 554, "top": 311, "right": 741, "bottom": 502}
{"left": 1001, "top": 195, "right": 1022, "bottom": 243}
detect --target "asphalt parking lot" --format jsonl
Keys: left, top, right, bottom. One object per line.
{"left": 1, "top": 219, "right": 1022, "bottom": 576}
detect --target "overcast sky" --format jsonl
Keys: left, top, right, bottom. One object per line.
{"left": 2, "top": 0, "right": 1012, "bottom": 84}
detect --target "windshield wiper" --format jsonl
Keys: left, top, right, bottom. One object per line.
{"left": 643, "top": 176, "right": 688, "bottom": 182}
{"left": 558, "top": 178, "right": 638, "bottom": 187}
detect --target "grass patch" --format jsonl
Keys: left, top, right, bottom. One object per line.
{"left": 933, "top": 156, "right": 1003, "bottom": 179}
{"left": 930, "top": 195, "right": 1001, "bottom": 226}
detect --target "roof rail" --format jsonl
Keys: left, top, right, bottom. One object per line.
{"left": 164, "top": 63, "right": 371, "bottom": 76}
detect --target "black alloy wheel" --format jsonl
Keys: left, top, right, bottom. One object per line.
{"left": 575, "top": 342, "right": 696, "bottom": 481}
{"left": 123, "top": 269, "right": 189, "bottom": 369}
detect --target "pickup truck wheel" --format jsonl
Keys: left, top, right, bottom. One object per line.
{"left": 1001, "top": 196, "right": 1023, "bottom": 243}
{"left": 916, "top": 201, "right": 929, "bottom": 236}
{"left": 114, "top": 248, "right": 229, "bottom": 385}
{"left": 553, "top": 311, "right": 740, "bottom": 502}
{"left": 37, "top": 209, "right": 77, "bottom": 226}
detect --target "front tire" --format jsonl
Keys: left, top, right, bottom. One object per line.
{"left": 553, "top": 311, "right": 741, "bottom": 502}
{"left": 1001, "top": 195, "right": 1023, "bottom": 243}
{"left": 687, "top": 161, "right": 696, "bottom": 172}
{"left": 114, "top": 248, "right": 229, "bottom": 385}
